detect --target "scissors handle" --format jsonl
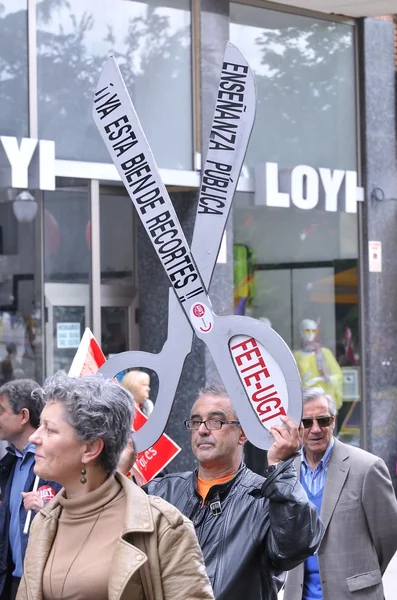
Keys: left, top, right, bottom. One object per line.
{"left": 193, "top": 314, "right": 302, "bottom": 450}
{"left": 98, "top": 289, "right": 193, "bottom": 452}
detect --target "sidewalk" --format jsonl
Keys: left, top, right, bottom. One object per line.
{"left": 278, "top": 551, "right": 397, "bottom": 599}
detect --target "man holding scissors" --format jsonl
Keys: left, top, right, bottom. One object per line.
{"left": 144, "top": 384, "right": 324, "bottom": 600}
{"left": 0, "top": 380, "right": 60, "bottom": 600}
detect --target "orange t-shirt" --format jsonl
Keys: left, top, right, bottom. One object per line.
{"left": 197, "top": 474, "right": 235, "bottom": 503}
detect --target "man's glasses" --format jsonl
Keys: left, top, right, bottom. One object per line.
{"left": 301, "top": 416, "right": 334, "bottom": 429}
{"left": 184, "top": 419, "right": 240, "bottom": 431}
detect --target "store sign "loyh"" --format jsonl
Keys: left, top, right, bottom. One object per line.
{"left": 255, "top": 162, "right": 364, "bottom": 213}
{"left": 0, "top": 136, "right": 55, "bottom": 190}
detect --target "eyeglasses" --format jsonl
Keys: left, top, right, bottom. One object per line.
{"left": 184, "top": 419, "right": 240, "bottom": 431}
{"left": 301, "top": 416, "right": 334, "bottom": 429}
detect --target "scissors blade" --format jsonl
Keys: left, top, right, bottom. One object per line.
{"left": 92, "top": 56, "right": 208, "bottom": 314}
{"left": 191, "top": 41, "right": 256, "bottom": 288}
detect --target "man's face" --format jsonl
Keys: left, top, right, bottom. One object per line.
{"left": 190, "top": 394, "right": 246, "bottom": 469}
{"left": 0, "top": 393, "right": 25, "bottom": 443}
{"left": 302, "top": 396, "right": 335, "bottom": 456}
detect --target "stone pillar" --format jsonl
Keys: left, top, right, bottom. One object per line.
{"left": 359, "top": 17, "right": 397, "bottom": 486}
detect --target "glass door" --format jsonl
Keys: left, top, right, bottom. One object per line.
{"left": 43, "top": 182, "right": 91, "bottom": 376}
{"left": 98, "top": 187, "right": 139, "bottom": 359}
{"left": 44, "top": 283, "right": 89, "bottom": 374}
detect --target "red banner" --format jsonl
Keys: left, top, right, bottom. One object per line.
{"left": 132, "top": 406, "right": 181, "bottom": 483}
{"left": 69, "top": 328, "right": 181, "bottom": 484}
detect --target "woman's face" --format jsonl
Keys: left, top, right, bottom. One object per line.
{"left": 133, "top": 374, "right": 150, "bottom": 405}
{"left": 29, "top": 400, "right": 85, "bottom": 487}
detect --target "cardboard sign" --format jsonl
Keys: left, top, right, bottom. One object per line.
{"left": 93, "top": 46, "right": 302, "bottom": 451}
{"left": 69, "top": 328, "right": 180, "bottom": 484}
{"left": 132, "top": 407, "right": 181, "bottom": 483}
{"left": 230, "top": 335, "right": 288, "bottom": 428}
{"left": 69, "top": 328, "right": 106, "bottom": 377}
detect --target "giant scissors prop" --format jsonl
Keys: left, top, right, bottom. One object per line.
{"left": 93, "top": 43, "right": 302, "bottom": 452}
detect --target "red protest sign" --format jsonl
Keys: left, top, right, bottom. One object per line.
{"left": 37, "top": 485, "right": 56, "bottom": 503}
{"left": 69, "top": 328, "right": 181, "bottom": 484}
{"left": 68, "top": 328, "right": 107, "bottom": 377}
{"left": 132, "top": 407, "right": 180, "bottom": 484}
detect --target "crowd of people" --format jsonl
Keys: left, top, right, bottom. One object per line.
{"left": 0, "top": 369, "right": 396, "bottom": 600}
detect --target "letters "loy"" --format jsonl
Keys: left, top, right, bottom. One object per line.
{"left": 0, "top": 136, "right": 55, "bottom": 190}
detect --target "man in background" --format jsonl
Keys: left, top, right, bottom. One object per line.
{"left": 0, "top": 379, "right": 60, "bottom": 600}
{"left": 283, "top": 386, "right": 397, "bottom": 600}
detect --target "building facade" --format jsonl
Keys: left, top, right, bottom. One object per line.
{"left": 1, "top": 0, "right": 397, "bottom": 482}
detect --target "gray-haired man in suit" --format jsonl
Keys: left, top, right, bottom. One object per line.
{"left": 283, "top": 386, "right": 397, "bottom": 600}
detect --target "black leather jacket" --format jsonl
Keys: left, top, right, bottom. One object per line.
{"left": 145, "top": 459, "right": 323, "bottom": 600}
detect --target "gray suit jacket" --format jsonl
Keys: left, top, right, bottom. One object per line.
{"left": 283, "top": 438, "right": 397, "bottom": 600}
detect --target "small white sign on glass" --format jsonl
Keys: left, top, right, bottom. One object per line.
{"left": 57, "top": 322, "right": 81, "bottom": 349}
{"left": 342, "top": 367, "right": 360, "bottom": 401}
{"left": 368, "top": 240, "right": 382, "bottom": 273}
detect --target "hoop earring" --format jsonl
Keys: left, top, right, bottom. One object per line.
{"left": 80, "top": 465, "right": 87, "bottom": 484}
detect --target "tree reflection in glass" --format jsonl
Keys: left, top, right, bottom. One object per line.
{"left": 36, "top": 0, "right": 192, "bottom": 169}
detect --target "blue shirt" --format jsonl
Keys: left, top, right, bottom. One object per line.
{"left": 301, "top": 437, "right": 334, "bottom": 496}
{"left": 8, "top": 443, "right": 35, "bottom": 577}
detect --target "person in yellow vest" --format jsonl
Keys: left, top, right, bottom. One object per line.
{"left": 294, "top": 318, "right": 343, "bottom": 410}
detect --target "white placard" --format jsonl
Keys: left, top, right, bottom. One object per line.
{"left": 230, "top": 335, "right": 289, "bottom": 430}
{"left": 368, "top": 240, "right": 382, "bottom": 273}
{"left": 342, "top": 367, "right": 360, "bottom": 400}
{"left": 57, "top": 322, "right": 81, "bottom": 349}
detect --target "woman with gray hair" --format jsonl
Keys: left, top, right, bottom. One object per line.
{"left": 16, "top": 372, "right": 214, "bottom": 600}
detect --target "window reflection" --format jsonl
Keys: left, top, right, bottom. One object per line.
{"left": 0, "top": 0, "right": 28, "bottom": 138}
{"left": 0, "top": 189, "right": 41, "bottom": 384}
{"left": 37, "top": 0, "right": 192, "bottom": 168}
{"left": 230, "top": 4, "right": 356, "bottom": 172}
{"left": 44, "top": 188, "right": 90, "bottom": 284}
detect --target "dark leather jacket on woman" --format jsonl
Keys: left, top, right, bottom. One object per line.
{"left": 145, "top": 459, "right": 323, "bottom": 600}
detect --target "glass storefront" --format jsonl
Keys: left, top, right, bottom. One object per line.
{"left": 43, "top": 181, "right": 90, "bottom": 374}
{"left": 230, "top": 4, "right": 361, "bottom": 447}
{"left": 0, "top": 0, "right": 362, "bottom": 444}
{"left": 36, "top": 0, "right": 193, "bottom": 169}
{"left": 0, "top": 0, "right": 189, "bottom": 383}
{"left": 0, "top": 187, "right": 43, "bottom": 385}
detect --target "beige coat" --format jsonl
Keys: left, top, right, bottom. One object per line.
{"left": 283, "top": 438, "right": 397, "bottom": 600}
{"left": 17, "top": 473, "right": 214, "bottom": 600}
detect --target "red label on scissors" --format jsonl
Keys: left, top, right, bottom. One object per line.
{"left": 37, "top": 485, "right": 56, "bottom": 503}
{"left": 193, "top": 304, "right": 205, "bottom": 318}
{"left": 190, "top": 302, "right": 214, "bottom": 334}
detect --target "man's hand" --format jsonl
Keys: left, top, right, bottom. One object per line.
{"left": 267, "top": 415, "right": 302, "bottom": 465}
{"left": 21, "top": 491, "right": 44, "bottom": 513}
